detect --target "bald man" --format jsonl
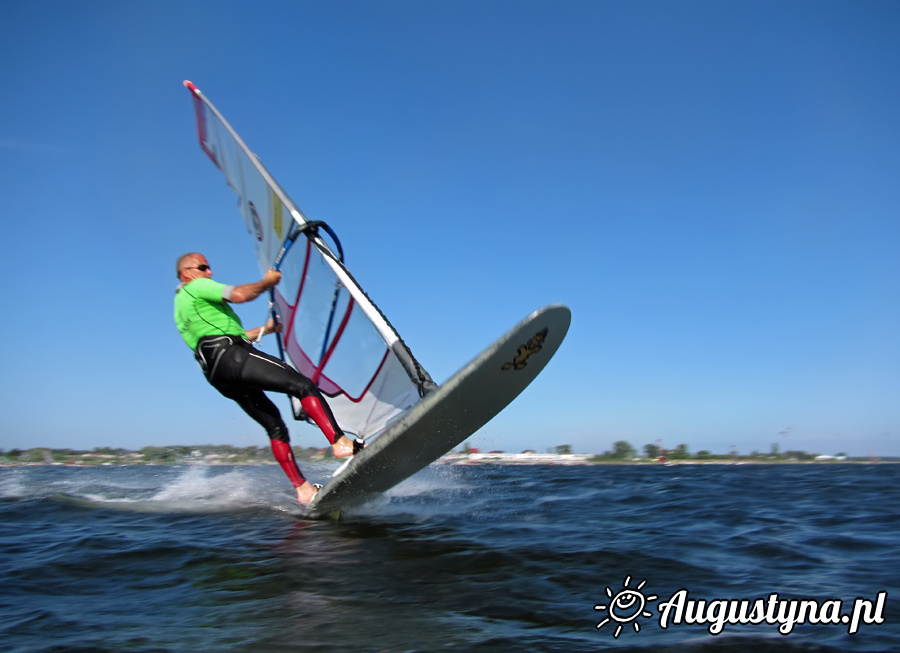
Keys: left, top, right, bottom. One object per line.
{"left": 173, "top": 252, "right": 362, "bottom": 505}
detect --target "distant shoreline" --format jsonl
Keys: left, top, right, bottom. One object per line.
{"left": 441, "top": 452, "right": 896, "bottom": 466}
{"left": 1, "top": 457, "right": 896, "bottom": 468}
{"left": 0, "top": 442, "right": 900, "bottom": 467}
{"left": 5, "top": 446, "right": 894, "bottom": 467}
{"left": 536, "top": 459, "right": 900, "bottom": 465}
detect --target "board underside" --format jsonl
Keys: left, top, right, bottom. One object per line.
{"left": 305, "top": 305, "right": 571, "bottom": 519}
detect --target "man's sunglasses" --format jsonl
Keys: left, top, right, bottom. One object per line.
{"left": 187, "top": 264, "right": 211, "bottom": 272}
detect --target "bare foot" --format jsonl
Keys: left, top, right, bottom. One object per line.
{"left": 332, "top": 435, "right": 360, "bottom": 459}
{"left": 296, "top": 481, "right": 319, "bottom": 505}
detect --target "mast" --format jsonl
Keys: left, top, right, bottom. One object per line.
{"left": 183, "top": 81, "right": 434, "bottom": 396}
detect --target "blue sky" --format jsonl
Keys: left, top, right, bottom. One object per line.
{"left": 1, "top": 1, "right": 898, "bottom": 457}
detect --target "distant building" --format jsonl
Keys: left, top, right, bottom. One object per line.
{"left": 456, "top": 451, "right": 595, "bottom": 465}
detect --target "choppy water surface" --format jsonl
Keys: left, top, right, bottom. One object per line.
{"left": 1, "top": 462, "right": 897, "bottom": 652}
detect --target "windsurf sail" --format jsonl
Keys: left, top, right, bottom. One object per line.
{"left": 184, "top": 80, "right": 435, "bottom": 439}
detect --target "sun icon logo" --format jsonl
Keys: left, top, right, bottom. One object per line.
{"left": 594, "top": 576, "right": 658, "bottom": 637}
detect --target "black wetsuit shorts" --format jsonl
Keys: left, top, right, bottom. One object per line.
{"left": 194, "top": 335, "right": 319, "bottom": 442}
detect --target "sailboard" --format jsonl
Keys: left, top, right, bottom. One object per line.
{"left": 183, "top": 81, "right": 570, "bottom": 518}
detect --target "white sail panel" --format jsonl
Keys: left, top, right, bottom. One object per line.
{"left": 185, "top": 81, "right": 433, "bottom": 438}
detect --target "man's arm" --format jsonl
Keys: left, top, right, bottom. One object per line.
{"left": 229, "top": 269, "right": 281, "bottom": 304}
{"left": 245, "top": 318, "right": 281, "bottom": 342}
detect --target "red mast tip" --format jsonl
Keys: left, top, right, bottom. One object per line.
{"left": 183, "top": 80, "right": 198, "bottom": 92}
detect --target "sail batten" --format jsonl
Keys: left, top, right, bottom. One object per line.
{"left": 184, "top": 80, "right": 434, "bottom": 438}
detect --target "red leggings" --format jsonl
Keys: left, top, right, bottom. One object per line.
{"left": 196, "top": 335, "right": 344, "bottom": 486}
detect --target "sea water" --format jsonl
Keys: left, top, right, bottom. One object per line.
{"left": 1, "top": 462, "right": 897, "bottom": 652}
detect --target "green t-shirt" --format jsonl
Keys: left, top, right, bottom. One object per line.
{"left": 174, "top": 278, "right": 245, "bottom": 349}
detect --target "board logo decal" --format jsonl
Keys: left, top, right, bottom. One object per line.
{"left": 501, "top": 327, "right": 549, "bottom": 371}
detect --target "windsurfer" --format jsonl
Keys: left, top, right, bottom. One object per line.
{"left": 173, "top": 252, "right": 362, "bottom": 505}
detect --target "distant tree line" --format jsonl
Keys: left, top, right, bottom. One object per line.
{"left": 586, "top": 440, "right": 845, "bottom": 462}
{"left": 1, "top": 442, "right": 870, "bottom": 466}
{"left": 0, "top": 444, "right": 335, "bottom": 465}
